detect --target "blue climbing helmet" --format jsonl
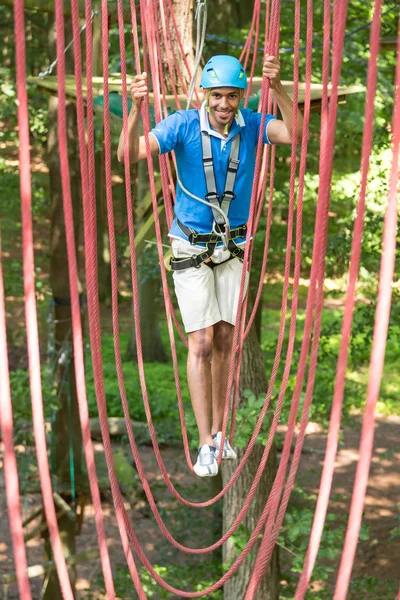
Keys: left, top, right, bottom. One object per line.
{"left": 200, "top": 55, "right": 248, "bottom": 90}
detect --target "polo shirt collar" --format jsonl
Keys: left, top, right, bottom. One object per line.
{"left": 199, "top": 101, "right": 245, "bottom": 140}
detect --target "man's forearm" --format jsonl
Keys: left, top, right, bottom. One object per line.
{"left": 117, "top": 105, "right": 140, "bottom": 163}
{"left": 272, "top": 83, "right": 304, "bottom": 143}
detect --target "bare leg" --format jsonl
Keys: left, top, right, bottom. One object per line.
{"left": 211, "top": 320, "right": 235, "bottom": 435}
{"left": 187, "top": 326, "right": 214, "bottom": 447}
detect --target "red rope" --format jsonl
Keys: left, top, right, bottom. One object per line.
{"left": 94, "top": 8, "right": 316, "bottom": 594}
{"left": 14, "top": 0, "right": 75, "bottom": 595}
{"left": 128, "top": 0, "right": 297, "bottom": 514}
{"left": 220, "top": 0, "right": 280, "bottom": 463}
{"left": 78, "top": 0, "right": 147, "bottom": 594}
{"left": 164, "top": 0, "right": 201, "bottom": 107}
{"left": 333, "top": 10, "right": 400, "bottom": 598}
{"left": 230, "top": 1, "right": 296, "bottom": 443}
{"left": 157, "top": 0, "right": 181, "bottom": 110}
{"left": 69, "top": 0, "right": 127, "bottom": 594}
{"left": 295, "top": 0, "right": 384, "bottom": 594}
{"left": 0, "top": 240, "right": 31, "bottom": 600}
{"left": 245, "top": 0, "right": 350, "bottom": 595}
{"left": 244, "top": 0, "right": 262, "bottom": 107}
{"left": 9, "top": 0, "right": 397, "bottom": 596}
{"left": 240, "top": 2, "right": 258, "bottom": 70}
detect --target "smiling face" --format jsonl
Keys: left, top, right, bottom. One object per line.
{"left": 206, "top": 87, "right": 243, "bottom": 135}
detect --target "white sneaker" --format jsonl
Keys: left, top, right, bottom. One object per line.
{"left": 213, "top": 432, "right": 237, "bottom": 460}
{"left": 193, "top": 445, "right": 218, "bottom": 477}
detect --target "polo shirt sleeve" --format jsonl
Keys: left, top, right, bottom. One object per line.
{"left": 250, "top": 111, "right": 276, "bottom": 145}
{"left": 149, "top": 111, "right": 188, "bottom": 155}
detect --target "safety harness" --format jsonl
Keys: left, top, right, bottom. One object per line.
{"left": 170, "top": 130, "right": 247, "bottom": 271}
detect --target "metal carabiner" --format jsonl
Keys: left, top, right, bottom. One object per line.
{"left": 212, "top": 221, "right": 230, "bottom": 251}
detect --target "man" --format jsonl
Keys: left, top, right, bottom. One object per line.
{"left": 118, "top": 55, "right": 303, "bottom": 477}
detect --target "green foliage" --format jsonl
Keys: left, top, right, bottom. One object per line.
{"left": 9, "top": 368, "right": 59, "bottom": 445}
{"left": 85, "top": 333, "right": 192, "bottom": 444}
{"left": 83, "top": 563, "right": 223, "bottom": 599}
{"left": 278, "top": 487, "right": 370, "bottom": 598}
{"left": 259, "top": 298, "right": 400, "bottom": 428}
{"left": 348, "top": 576, "right": 399, "bottom": 598}
{"left": 234, "top": 390, "right": 272, "bottom": 448}
{"left": 1, "top": 4, "right": 399, "bottom": 597}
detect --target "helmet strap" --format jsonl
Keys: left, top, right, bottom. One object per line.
{"left": 205, "top": 89, "right": 211, "bottom": 112}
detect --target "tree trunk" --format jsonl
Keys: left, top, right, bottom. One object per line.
{"left": 222, "top": 303, "right": 280, "bottom": 600}
{"left": 44, "top": 17, "right": 83, "bottom": 600}
{"left": 126, "top": 161, "right": 168, "bottom": 363}
{"left": 158, "top": 0, "right": 194, "bottom": 95}
{"left": 207, "top": 1, "right": 256, "bottom": 40}
{"left": 96, "top": 145, "right": 112, "bottom": 302}
{"left": 126, "top": 273, "right": 168, "bottom": 363}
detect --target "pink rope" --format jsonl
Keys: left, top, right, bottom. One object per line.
{"left": 8, "top": 0, "right": 394, "bottom": 596}
{"left": 220, "top": 0, "right": 280, "bottom": 465}
{"left": 230, "top": 0, "right": 299, "bottom": 443}
{"left": 127, "top": 0, "right": 297, "bottom": 510}
{"left": 244, "top": 0, "right": 262, "bottom": 107}
{"left": 164, "top": 0, "right": 201, "bottom": 106}
{"left": 68, "top": 0, "right": 128, "bottom": 594}
{"left": 77, "top": 0, "right": 147, "bottom": 595}
{"left": 0, "top": 240, "right": 32, "bottom": 600}
{"left": 295, "top": 0, "right": 383, "bottom": 594}
{"left": 245, "top": 0, "right": 350, "bottom": 595}
{"left": 333, "top": 12, "right": 400, "bottom": 599}
{"left": 13, "top": 0, "right": 75, "bottom": 595}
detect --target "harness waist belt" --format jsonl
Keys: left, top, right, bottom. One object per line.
{"left": 170, "top": 220, "right": 246, "bottom": 271}
{"left": 177, "top": 219, "right": 247, "bottom": 245}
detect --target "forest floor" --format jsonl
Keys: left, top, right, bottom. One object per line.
{"left": 1, "top": 144, "right": 399, "bottom": 598}
{"left": 1, "top": 414, "right": 399, "bottom": 600}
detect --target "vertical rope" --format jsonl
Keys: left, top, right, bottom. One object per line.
{"left": 244, "top": 0, "right": 350, "bottom": 594}
{"left": 75, "top": 0, "right": 147, "bottom": 594}
{"left": 333, "top": 11, "right": 400, "bottom": 598}
{"left": 244, "top": 0, "right": 262, "bottom": 107}
{"left": 218, "top": 0, "right": 280, "bottom": 465}
{"left": 0, "top": 235, "right": 32, "bottom": 599}
{"left": 295, "top": 0, "right": 384, "bottom": 595}
{"left": 67, "top": 0, "right": 120, "bottom": 593}
{"left": 14, "top": 0, "right": 74, "bottom": 594}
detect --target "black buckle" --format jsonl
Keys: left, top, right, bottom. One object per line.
{"left": 205, "top": 191, "right": 219, "bottom": 203}
{"left": 214, "top": 222, "right": 227, "bottom": 235}
{"left": 188, "top": 231, "right": 198, "bottom": 245}
{"left": 190, "top": 255, "right": 202, "bottom": 269}
{"left": 222, "top": 191, "right": 236, "bottom": 201}
{"left": 232, "top": 224, "right": 247, "bottom": 237}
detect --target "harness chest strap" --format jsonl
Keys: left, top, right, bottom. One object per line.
{"left": 170, "top": 129, "right": 245, "bottom": 271}
{"left": 201, "top": 131, "right": 240, "bottom": 226}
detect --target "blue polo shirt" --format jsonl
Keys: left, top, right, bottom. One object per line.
{"left": 150, "top": 102, "right": 276, "bottom": 243}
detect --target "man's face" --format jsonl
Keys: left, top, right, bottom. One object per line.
{"left": 206, "top": 87, "right": 242, "bottom": 130}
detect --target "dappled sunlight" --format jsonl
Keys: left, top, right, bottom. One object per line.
{"left": 76, "top": 578, "right": 91, "bottom": 591}
{"left": 335, "top": 448, "right": 360, "bottom": 469}
{"left": 26, "top": 537, "right": 42, "bottom": 548}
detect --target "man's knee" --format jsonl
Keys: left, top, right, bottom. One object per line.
{"left": 213, "top": 321, "right": 234, "bottom": 353}
{"left": 188, "top": 327, "right": 214, "bottom": 361}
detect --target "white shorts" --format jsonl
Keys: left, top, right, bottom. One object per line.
{"left": 171, "top": 238, "right": 249, "bottom": 333}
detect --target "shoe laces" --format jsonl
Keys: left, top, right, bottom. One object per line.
{"left": 214, "top": 432, "right": 229, "bottom": 452}
{"left": 198, "top": 446, "right": 215, "bottom": 466}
